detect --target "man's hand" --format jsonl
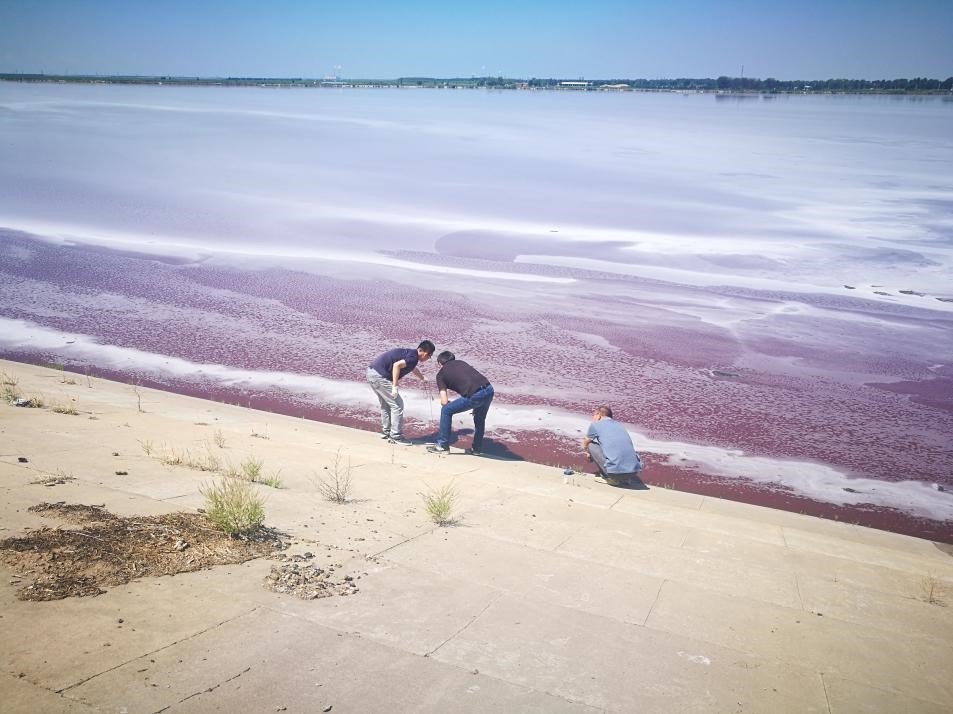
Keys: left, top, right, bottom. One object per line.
{"left": 391, "top": 385, "right": 398, "bottom": 396}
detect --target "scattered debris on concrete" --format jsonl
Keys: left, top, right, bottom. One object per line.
{"left": 265, "top": 551, "right": 360, "bottom": 599}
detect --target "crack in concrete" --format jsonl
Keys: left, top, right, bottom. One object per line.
{"left": 155, "top": 666, "right": 252, "bottom": 713}
{"left": 3, "top": 672, "right": 99, "bottom": 712}
{"left": 642, "top": 578, "right": 666, "bottom": 626}
{"left": 819, "top": 671, "right": 833, "bottom": 714}
{"left": 56, "top": 608, "right": 259, "bottom": 694}
{"left": 794, "top": 572, "right": 805, "bottom": 611}
{"left": 370, "top": 527, "right": 433, "bottom": 558}
{"left": 425, "top": 590, "right": 503, "bottom": 657}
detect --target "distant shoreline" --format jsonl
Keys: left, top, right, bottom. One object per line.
{"left": 2, "top": 73, "right": 952, "bottom": 95}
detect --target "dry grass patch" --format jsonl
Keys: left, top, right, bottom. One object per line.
{"left": 51, "top": 401, "right": 80, "bottom": 415}
{"left": 1, "top": 370, "right": 20, "bottom": 403}
{"left": 0, "top": 502, "right": 284, "bottom": 600}
{"left": 313, "top": 448, "right": 353, "bottom": 503}
{"left": 919, "top": 574, "right": 947, "bottom": 606}
{"left": 158, "top": 444, "right": 222, "bottom": 472}
{"left": 30, "top": 469, "right": 76, "bottom": 486}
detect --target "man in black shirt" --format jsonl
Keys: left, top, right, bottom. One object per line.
{"left": 427, "top": 351, "right": 494, "bottom": 455}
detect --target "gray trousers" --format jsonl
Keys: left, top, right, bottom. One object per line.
{"left": 588, "top": 442, "right": 639, "bottom": 484}
{"left": 367, "top": 368, "right": 404, "bottom": 439}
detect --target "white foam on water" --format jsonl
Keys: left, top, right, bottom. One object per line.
{"left": 515, "top": 254, "right": 953, "bottom": 313}
{"left": 3, "top": 317, "right": 948, "bottom": 521}
{"left": 2, "top": 220, "right": 573, "bottom": 285}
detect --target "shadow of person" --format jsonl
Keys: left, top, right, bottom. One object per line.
{"left": 418, "top": 427, "right": 524, "bottom": 461}
{"left": 620, "top": 473, "right": 650, "bottom": 490}
{"left": 473, "top": 440, "right": 524, "bottom": 462}
{"left": 591, "top": 470, "right": 650, "bottom": 490}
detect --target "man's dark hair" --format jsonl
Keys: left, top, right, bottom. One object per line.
{"left": 436, "top": 350, "right": 455, "bottom": 366}
{"left": 596, "top": 405, "right": 613, "bottom": 418}
{"left": 418, "top": 340, "right": 436, "bottom": 355}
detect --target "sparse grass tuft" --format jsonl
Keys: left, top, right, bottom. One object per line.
{"left": 259, "top": 472, "right": 283, "bottom": 489}
{"left": 213, "top": 429, "right": 226, "bottom": 448}
{"left": 31, "top": 469, "right": 75, "bottom": 486}
{"left": 241, "top": 457, "right": 264, "bottom": 481}
{"left": 158, "top": 445, "right": 221, "bottom": 472}
{"left": 2, "top": 382, "right": 22, "bottom": 403}
{"left": 314, "top": 448, "right": 353, "bottom": 503}
{"left": 139, "top": 439, "right": 154, "bottom": 456}
{"left": 420, "top": 482, "right": 458, "bottom": 526}
{"left": 250, "top": 431, "right": 270, "bottom": 440}
{"left": 0, "top": 370, "right": 17, "bottom": 386}
{"left": 919, "top": 574, "right": 947, "bottom": 606}
{"left": 51, "top": 401, "right": 79, "bottom": 415}
{"left": 25, "top": 395, "right": 45, "bottom": 408}
{"left": 200, "top": 478, "right": 265, "bottom": 536}
{"left": 130, "top": 380, "right": 143, "bottom": 412}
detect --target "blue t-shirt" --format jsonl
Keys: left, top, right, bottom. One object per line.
{"left": 586, "top": 418, "right": 642, "bottom": 474}
{"left": 370, "top": 348, "right": 419, "bottom": 381}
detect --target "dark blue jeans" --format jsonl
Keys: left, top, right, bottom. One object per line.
{"left": 437, "top": 384, "right": 494, "bottom": 450}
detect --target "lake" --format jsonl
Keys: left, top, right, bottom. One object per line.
{"left": 1, "top": 82, "right": 951, "bottom": 539}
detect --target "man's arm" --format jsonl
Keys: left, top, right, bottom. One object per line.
{"left": 391, "top": 360, "right": 407, "bottom": 393}
{"left": 581, "top": 423, "right": 597, "bottom": 451}
{"left": 438, "top": 389, "right": 449, "bottom": 406}
{"left": 411, "top": 367, "right": 425, "bottom": 380}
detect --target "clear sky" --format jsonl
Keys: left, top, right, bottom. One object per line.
{"left": 1, "top": 0, "right": 951, "bottom": 80}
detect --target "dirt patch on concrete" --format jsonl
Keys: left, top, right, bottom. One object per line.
{"left": 0, "top": 502, "right": 285, "bottom": 601}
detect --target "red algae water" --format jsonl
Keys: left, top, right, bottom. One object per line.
{"left": 2, "top": 83, "right": 952, "bottom": 541}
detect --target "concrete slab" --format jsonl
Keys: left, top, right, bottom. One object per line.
{"left": 66, "top": 606, "right": 599, "bottom": 714}
{"left": 0, "top": 567, "right": 259, "bottom": 692}
{"left": 463, "top": 490, "right": 688, "bottom": 552}
{"left": 823, "top": 674, "right": 953, "bottom": 714}
{"left": 431, "top": 593, "right": 830, "bottom": 713}
{"left": 645, "top": 579, "right": 953, "bottom": 708}
{"left": 2, "top": 673, "right": 97, "bottom": 714}
{"left": 796, "top": 570, "right": 953, "bottom": 642}
{"left": 613, "top": 494, "right": 788, "bottom": 547}
{"left": 782, "top": 527, "right": 953, "bottom": 578}
{"left": 385, "top": 526, "right": 665, "bottom": 625}
{"left": 556, "top": 521, "right": 802, "bottom": 608}
{"left": 3, "top": 359, "right": 951, "bottom": 713}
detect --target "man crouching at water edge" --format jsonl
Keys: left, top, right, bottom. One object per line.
{"left": 582, "top": 406, "right": 643, "bottom": 486}
{"left": 427, "top": 351, "right": 494, "bottom": 455}
{"left": 367, "top": 340, "right": 435, "bottom": 446}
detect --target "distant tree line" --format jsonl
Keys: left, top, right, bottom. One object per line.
{"left": 526, "top": 76, "right": 953, "bottom": 92}
{"left": 2, "top": 73, "right": 952, "bottom": 93}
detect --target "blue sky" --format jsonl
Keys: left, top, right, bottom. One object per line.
{"left": 1, "top": 0, "right": 951, "bottom": 80}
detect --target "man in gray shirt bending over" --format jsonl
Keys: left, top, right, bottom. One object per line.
{"left": 582, "top": 406, "right": 643, "bottom": 486}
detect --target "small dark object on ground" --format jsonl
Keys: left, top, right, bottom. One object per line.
{"left": 114, "top": 470, "right": 128, "bottom": 476}
{"left": 18, "top": 457, "right": 28, "bottom": 463}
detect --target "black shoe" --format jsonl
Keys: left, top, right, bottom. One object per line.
{"left": 389, "top": 436, "right": 413, "bottom": 446}
{"left": 464, "top": 447, "right": 483, "bottom": 456}
{"left": 427, "top": 444, "right": 450, "bottom": 453}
